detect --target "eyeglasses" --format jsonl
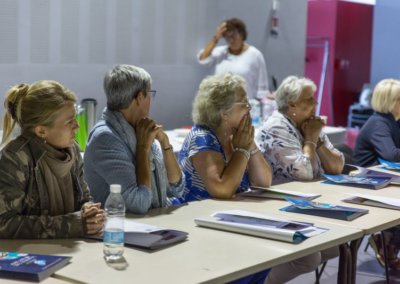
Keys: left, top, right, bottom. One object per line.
{"left": 224, "top": 30, "right": 240, "bottom": 41}
{"left": 228, "top": 101, "right": 252, "bottom": 111}
{"left": 147, "top": 90, "right": 157, "bottom": 99}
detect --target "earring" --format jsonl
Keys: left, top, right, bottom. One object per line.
{"left": 292, "top": 112, "right": 296, "bottom": 117}
{"left": 41, "top": 135, "right": 47, "bottom": 144}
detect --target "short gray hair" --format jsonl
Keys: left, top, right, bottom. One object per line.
{"left": 192, "top": 73, "right": 245, "bottom": 129}
{"left": 103, "top": 64, "right": 152, "bottom": 110}
{"left": 275, "top": 76, "right": 316, "bottom": 112}
{"left": 371, "top": 79, "right": 400, "bottom": 113}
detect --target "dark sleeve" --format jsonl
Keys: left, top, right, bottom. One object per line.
{"left": 370, "top": 120, "right": 400, "bottom": 161}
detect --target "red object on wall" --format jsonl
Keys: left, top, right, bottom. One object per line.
{"left": 305, "top": 0, "right": 373, "bottom": 127}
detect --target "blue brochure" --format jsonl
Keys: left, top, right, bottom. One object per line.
{"left": 280, "top": 198, "right": 369, "bottom": 221}
{"left": 0, "top": 252, "right": 71, "bottom": 282}
{"left": 378, "top": 158, "right": 400, "bottom": 170}
{"left": 321, "top": 173, "right": 391, "bottom": 190}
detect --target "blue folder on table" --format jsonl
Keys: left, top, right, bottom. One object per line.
{"left": 378, "top": 158, "right": 400, "bottom": 171}
{"left": 321, "top": 173, "right": 392, "bottom": 190}
{"left": 280, "top": 198, "right": 369, "bottom": 221}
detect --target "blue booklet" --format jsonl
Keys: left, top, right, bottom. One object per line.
{"left": 378, "top": 158, "right": 400, "bottom": 170}
{"left": 321, "top": 173, "right": 391, "bottom": 190}
{"left": 280, "top": 198, "right": 369, "bottom": 221}
{"left": 0, "top": 252, "right": 71, "bottom": 282}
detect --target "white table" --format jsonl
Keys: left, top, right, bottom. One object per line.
{"left": 1, "top": 200, "right": 362, "bottom": 284}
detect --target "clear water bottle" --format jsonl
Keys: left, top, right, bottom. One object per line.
{"left": 249, "top": 99, "right": 261, "bottom": 126}
{"left": 103, "top": 184, "right": 125, "bottom": 261}
{"left": 260, "top": 97, "right": 277, "bottom": 122}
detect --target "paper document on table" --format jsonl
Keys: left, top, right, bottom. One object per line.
{"left": 343, "top": 193, "right": 400, "bottom": 210}
{"left": 195, "top": 210, "right": 328, "bottom": 244}
{"left": 124, "top": 220, "right": 163, "bottom": 233}
{"left": 239, "top": 186, "right": 320, "bottom": 200}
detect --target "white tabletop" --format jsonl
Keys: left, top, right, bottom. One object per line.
{"left": 1, "top": 200, "right": 362, "bottom": 284}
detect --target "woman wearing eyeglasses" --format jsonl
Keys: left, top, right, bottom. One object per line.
{"left": 178, "top": 73, "right": 271, "bottom": 202}
{"left": 179, "top": 73, "right": 329, "bottom": 284}
{"left": 256, "top": 75, "right": 344, "bottom": 185}
{"left": 84, "top": 64, "right": 184, "bottom": 214}
{"left": 198, "top": 18, "right": 271, "bottom": 102}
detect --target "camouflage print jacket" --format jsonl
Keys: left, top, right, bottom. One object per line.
{"left": 0, "top": 134, "right": 90, "bottom": 238}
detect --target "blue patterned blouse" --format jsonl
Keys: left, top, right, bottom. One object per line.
{"left": 178, "top": 125, "right": 250, "bottom": 202}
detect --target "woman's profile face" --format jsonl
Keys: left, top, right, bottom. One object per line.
{"left": 291, "top": 87, "right": 318, "bottom": 123}
{"left": 226, "top": 87, "right": 250, "bottom": 129}
{"left": 42, "top": 101, "right": 79, "bottom": 149}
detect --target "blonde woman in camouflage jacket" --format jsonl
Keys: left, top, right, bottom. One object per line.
{"left": 0, "top": 81, "right": 104, "bottom": 238}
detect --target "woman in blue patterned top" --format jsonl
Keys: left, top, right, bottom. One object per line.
{"left": 179, "top": 73, "right": 329, "bottom": 284}
{"left": 179, "top": 73, "right": 271, "bottom": 202}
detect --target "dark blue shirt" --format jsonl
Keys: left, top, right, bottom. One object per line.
{"left": 353, "top": 112, "right": 400, "bottom": 167}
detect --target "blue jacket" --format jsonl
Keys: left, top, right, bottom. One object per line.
{"left": 84, "top": 118, "right": 184, "bottom": 214}
{"left": 353, "top": 112, "right": 400, "bottom": 167}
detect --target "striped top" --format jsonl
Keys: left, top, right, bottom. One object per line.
{"left": 178, "top": 125, "right": 250, "bottom": 202}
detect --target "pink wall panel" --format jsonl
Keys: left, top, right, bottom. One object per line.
{"left": 305, "top": 0, "right": 337, "bottom": 125}
{"left": 305, "top": 0, "right": 372, "bottom": 126}
{"left": 333, "top": 1, "right": 372, "bottom": 126}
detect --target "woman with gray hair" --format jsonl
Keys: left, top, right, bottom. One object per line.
{"left": 179, "top": 74, "right": 333, "bottom": 284}
{"left": 256, "top": 77, "right": 343, "bottom": 283}
{"left": 256, "top": 75, "right": 344, "bottom": 185}
{"left": 84, "top": 64, "right": 184, "bottom": 214}
{"left": 179, "top": 73, "right": 271, "bottom": 202}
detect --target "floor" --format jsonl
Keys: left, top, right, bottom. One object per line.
{"left": 287, "top": 237, "right": 400, "bottom": 284}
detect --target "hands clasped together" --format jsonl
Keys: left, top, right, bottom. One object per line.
{"left": 232, "top": 114, "right": 254, "bottom": 151}
{"left": 136, "top": 117, "right": 169, "bottom": 150}
{"left": 301, "top": 116, "right": 325, "bottom": 144}
{"left": 81, "top": 202, "right": 104, "bottom": 236}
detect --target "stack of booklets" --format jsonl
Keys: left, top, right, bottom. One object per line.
{"left": 378, "top": 158, "right": 400, "bottom": 171}
{"left": 239, "top": 186, "right": 320, "bottom": 200}
{"left": 322, "top": 163, "right": 400, "bottom": 189}
{"left": 343, "top": 192, "right": 400, "bottom": 210}
{"left": 321, "top": 173, "right": 392, "bottom": 190}
{"left": 89, "top": 220, "right": 188, "bottom": 250}
{"left": 119, "top": 220, "right": 188, "bottom": 250}
{"left": 194, "top": 210, "right": 328, "bottom": 244}
{"left": 344, "top": 163, "right": 400, "bottom": 184}
{"left": 280, "top": 198, "right": 369, "bottom": 221}
{"left": 0, "top": 252, "right": 71, "bottom": 282}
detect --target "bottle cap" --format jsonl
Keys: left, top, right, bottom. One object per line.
{"left": 110, "top": 184, "right": 121, "bottom": 193}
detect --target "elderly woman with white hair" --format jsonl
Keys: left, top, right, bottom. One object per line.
{"left": 255, "top": 75, "right": 343, "bottom": 283}
{"left": 256, "top": 75, "right": 344, "bottom": 185}
{"left": 179, "top": 73, "right": 327, "bottom": 284}
{"left": 84, "top": 64, "right": 184, "bottom": 214}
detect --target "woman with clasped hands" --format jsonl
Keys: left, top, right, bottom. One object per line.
{"left": 256, "top": 75, "right": 344, "bottom": 185}
{"left": 0, "top": 81, "right": 103, "bottom": 238}
{"left": 179, "top": 73, "right": 271, "bottom": 202}
{"left": 84, "top": 65, "right": 184, "bottom": 214}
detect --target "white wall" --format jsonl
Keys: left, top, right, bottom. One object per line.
{"left": 0, "top": 0, "right": 307, "bottom": 129}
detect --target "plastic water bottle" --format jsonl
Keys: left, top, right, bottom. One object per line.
{"left": 249, "top": 99, "right": 261, "bottom": 126}
{"left": 260, "top": 97, "right": 277, "bottom": 122}
{"left": 103, "top": 184, "right": 125, "bottom": 261}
